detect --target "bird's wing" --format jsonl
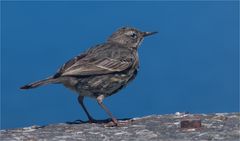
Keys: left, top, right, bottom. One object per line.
{"left": 54, "top": 44, "right": 133, "bottom": 77}
{"left": 60, "top": 57, "right": 133, "bottom": 76}
{"left": 57, "top": 53, "right": 87, "bottom": 74}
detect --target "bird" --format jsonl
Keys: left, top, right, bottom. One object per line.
{"left": 20, "top": 27, "right": 157, "bottom": 126}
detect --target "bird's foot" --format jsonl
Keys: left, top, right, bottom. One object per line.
{"left": 104, "top": 119, "right": 133, "bottom": 127}
{"left": 87, "top": 118, "right": 98, "bottom": 123}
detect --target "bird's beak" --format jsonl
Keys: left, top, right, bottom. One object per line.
{"left": 142, "top": 31, "right": 158, "bottom": 37}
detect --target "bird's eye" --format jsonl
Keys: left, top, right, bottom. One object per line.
{"left": 130, "top": 32, "right": 137, "bottom": 39}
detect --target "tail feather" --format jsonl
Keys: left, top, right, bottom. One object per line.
{"left": 20, "top": 78, "right": 58, "bottom": 89}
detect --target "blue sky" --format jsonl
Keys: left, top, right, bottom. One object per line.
{"left": 1, "top": 1, "right": 239, "bottom": 129}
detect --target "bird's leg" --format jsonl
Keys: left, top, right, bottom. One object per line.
{"left": 96, "top": 95, "right": 119, "bottom": 126}
{"left": 78, "top": 96, "right": 96, "bottom": 123}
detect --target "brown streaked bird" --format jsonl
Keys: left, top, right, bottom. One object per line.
{"left": 20, "top": 27, "right": 157, "bottom": 126}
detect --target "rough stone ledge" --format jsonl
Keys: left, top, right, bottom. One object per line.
{"left": 1, "top": 112, "right": 239, "bottom": 141}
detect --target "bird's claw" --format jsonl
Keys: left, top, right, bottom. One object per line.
{"left": 88, "top": 118, "right": 98, "bottom": 123}
{"left": 104, "top": 119, "right": 133, "bottom": 127}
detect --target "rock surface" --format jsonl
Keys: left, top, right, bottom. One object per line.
{"left": 1, "top": 113, "right": 239, "bottom": 141}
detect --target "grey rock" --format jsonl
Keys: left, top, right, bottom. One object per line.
{"left": 1, "top": 113, "right": 239, "bottom": 141}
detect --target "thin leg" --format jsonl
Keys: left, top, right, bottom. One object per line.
{"left": 97, "top": 95, "right": 118, "bottom": 125}
{"left": 78, "top": 96, "right": 95, "bottom": 122}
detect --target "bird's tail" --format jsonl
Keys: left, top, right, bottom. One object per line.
{"left": 20, "top": 77, "right": 59, "bottom": 89}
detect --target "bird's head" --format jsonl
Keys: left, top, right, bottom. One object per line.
{"left": 107, "top": 27, "right": 157, "bottom": 49}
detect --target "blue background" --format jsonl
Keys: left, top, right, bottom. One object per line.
{"left": 1, "top": 1, "right": 239, "bottom": 129}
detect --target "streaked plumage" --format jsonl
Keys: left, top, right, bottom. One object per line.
{"left": 20, "top": 27, "right": 157, "bottom": 126}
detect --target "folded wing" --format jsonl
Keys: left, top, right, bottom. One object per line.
{"left": 55, "top": 45, "right": 133, "bottom": 77}
{"left": 60, "top": 57, "right": 132, "bottom": 76}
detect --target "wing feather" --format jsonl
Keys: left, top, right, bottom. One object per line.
{"left": 61, "top": 57, "right": 132, "bottom": 76}
{"left": 55, "top": 44, "right": 134, "bottom": 77}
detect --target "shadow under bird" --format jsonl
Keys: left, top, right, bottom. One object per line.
{"left": 20, "top": 27, "right": 157, "bottom": 126}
